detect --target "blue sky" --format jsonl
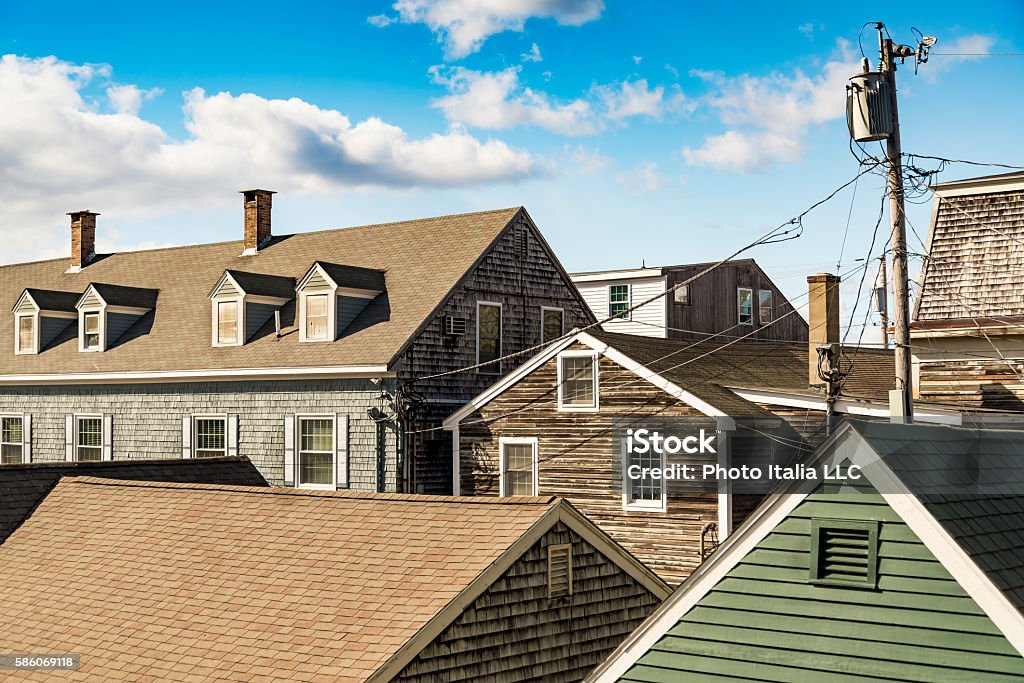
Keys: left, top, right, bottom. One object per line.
{"left": 1, "top": 1, "right": 1022, "bottom": 342}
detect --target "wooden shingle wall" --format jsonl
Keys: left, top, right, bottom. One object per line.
{"left": 459, "top": 342, "right": 721, "bottom": 584}
{"left": 396, "top": 522, "right": 663, "bottom": 682}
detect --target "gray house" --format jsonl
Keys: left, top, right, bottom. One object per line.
{"left": 0, "top": 191, "right": 593, "bottom": 492}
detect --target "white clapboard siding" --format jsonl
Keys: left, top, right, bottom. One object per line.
{"left": 573, "top": 276, "right": 667, "bottom": 338}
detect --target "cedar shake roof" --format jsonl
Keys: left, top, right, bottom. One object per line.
{"left": 0, "top": 478, "right": 561, "bottom": 681}
{"left": 0, "top": 207, "right": 522, "bottom": 375}
{"left": 0, "top": 456, "right": 267, "bottom": 545}
{"left": 593, "top": 330, "right": 895, "bottom": 403}
{"left": 223, "top": 270, "right": 297, "bottom": 299}
{"left": 916, "top": 180, "right": 1024, "bottom": 322}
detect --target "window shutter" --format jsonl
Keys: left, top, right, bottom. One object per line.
{"left": 283, "top": 415, "right": 296, "bottom": 487}
{"left": 64, "top": 415, "right": 74, "bottom": 462}
{"left": 227, "top": 414, "right": 239, "bottom": 457}
{"left": 181, "top": 416, "right": 193, "bottom": 458}
{"left": 548, "top": 544, "right": 573, "bottom": 598}
{"left": 336, "top": 413, "right": 349, "bottom": 489}
{"left": 101, "top": 414, "right": 113, "bottom": 461}
{"left": 22, "top": 414, "right": 31, "bottom": 463}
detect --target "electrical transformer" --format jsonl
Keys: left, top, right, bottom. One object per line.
{"left": 846, "top": 72, "right": 893, "bottom": 142}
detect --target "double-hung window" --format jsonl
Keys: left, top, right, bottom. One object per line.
{"left": 477, "top": 302, "right": 502, "bottom": 375}
{"left": 558, "top": 351, "right": 598, "bottom": 411}
{"left": 76, "top": 416, "right": 103, "bottom": 461}
{"left": 83, "top": 312, "right": 101, "bottom": 350}
{"left": 500, "top": 438, "right": 537, "bottom": 496}
{"left": 217, "top": 301, "right": 239, "bottom": 345}
{"left": 299, "top": 416, "right": 335, "bottom": 488}
{"left": 541, "top": 307, "right": 563, "bottom": 344}
{"left": 16, "top": 315, "right": 35, "bottom": 354}
{"left": 737, "top": 288, "right": 753, "bottom": 325}
{"left": 1, "top": 417, "right": 23, "bottom": 465}
{"left": 759, "top": 289, "right": 773, "bottom": 324}
{"left": 609, "top": 284, "right": 630, "bottom": 319}
{"left": 194, "top": 417, "right": 227, "bottom": 458}
{"left": 305, "top": 294, "right": 329, "bottom": 341}
{"left": 624, "top": 445, "right": 666, "bottom": 511}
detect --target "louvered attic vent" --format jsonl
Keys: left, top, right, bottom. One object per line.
{"left": 548, "top": 543, "right": 573, "bottom": 598}
{"left": 809, "top": 519, "right": 879, "bottom": 588}
{"left": 442, "top": 316, "right": 468, "bottom": 336}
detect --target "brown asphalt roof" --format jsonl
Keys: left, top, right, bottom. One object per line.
{"left": 0, "top": 478, "right": 559, "bottom": 681}
{"left": 0, "top": 456, "right": 268, "bottom": 545}
{"left": 592, "top": 330, "right": 895, "bottom": 404}
{"left": 0, "top": 207, "right": 522, "bottom": 375}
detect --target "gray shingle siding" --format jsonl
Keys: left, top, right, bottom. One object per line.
{"left": 0, "top": 378, "right": 398, "bottom": 491}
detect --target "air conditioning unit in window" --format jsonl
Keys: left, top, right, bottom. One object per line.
{"left": 442, "top": 316, "right": 468, "bottom": 336}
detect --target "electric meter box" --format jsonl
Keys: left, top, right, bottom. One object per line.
{"left": 846, "top": 72, "right": 893, "bottom": 142}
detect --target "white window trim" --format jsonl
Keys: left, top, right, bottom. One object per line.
{"left": 212, "top": 298, "right": 244, "bottom": 348}
{"left": 74, "top": 413, "right": 104, "bottom": 462}
{"left": 540, "top": 306, "right": 564, "bottom": 344}
{"left": 737, "top": 287, "right": 754, "bottom": 326}
{"left": 14, "top": 312, "right": 38, "bottom": 355}
{"left": 0, "top": 414, "right": 25, "bottom": 464}
{"left": 296, "top": 414, "right": 336, "bottom": 490}
{"left": 622, "top": 437, "right": 668, "bottom": 513}
{"left": 758, "top": 289, "right": 773, "bottom": 324}
{"left": 79, "top": 309, "right": 105, "bottom": 352}
{"left": 300, "top": 292, "right": 333, "bottom": 343}
{"left": 608, "top": 284, "right": 631, "bottom": 320}
{"left": 498, "top": 436, "right": 538, "bottom": 497}
{"left": 557, "top": 349, "right": 600, "bottom": 412}
{"left": 476, "top": 301, "right": 503, "bottom": 375}
{"left": 192, "top": 414, "right": 228, "bottom": 458}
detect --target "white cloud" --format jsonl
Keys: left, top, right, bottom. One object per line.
{"left": 367, "top": 14, "right": 397, "bottom": 27}
{"left": 564, "top": 145, "right": 610, "bottom": 173}
{"left": 682, "top": 41, "right": 856, "bottom": 173}
{"left": 798, "top": 22, "right": 824, "bottom": 37}
{"left": 431, "top": 66, "right": 687, "bottom": 135}
{"left": 106, "top": 84, "right": 162, "bottom": 115}
{"left": 385, "top": 0, "right": 604, "bottom": 59}
{"left": 919, "top": 34, "right": 996, "bottom": 82}
{"left": 616, "top": 161, "right": 668, "bottom": 193}
{"left": 521, "top": 42, "right": 542, "bottom": 62}
{"left": 0, "top": 54, "right": 542, "bottom": 262}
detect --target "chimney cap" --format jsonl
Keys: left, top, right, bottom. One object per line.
{"left": 239, "top": 189, "right": 277, "bottom": 195}
{"left": 807, "top": 272, "right": 839, "bottom": 283}
{"left": 67, "top": 210, "right": 100, "bottom": 217}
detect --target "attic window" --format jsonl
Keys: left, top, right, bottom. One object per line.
{"left": 809, "top": 519, "right": 879, "bottom": 588}
{"left": 548, "top": 543, "right": 573, "bottom": 598}
{"left": 83, "top": 312, "right": 101, "bottom": 351}
{"left": 217, "top": 301, "right": 239, "bottom": 345}
{"left": 16, "top": 315, "right": 35, "bottom": 354}
{"left": 305, "top": 294, "right": 329, "bottom": 341}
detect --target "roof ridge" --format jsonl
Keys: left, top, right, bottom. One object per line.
{"left": 59, "top": 476, "right": 559, "bottom": 504}
{"left": 0, "top": 456, "right": 250, "bottom": 471}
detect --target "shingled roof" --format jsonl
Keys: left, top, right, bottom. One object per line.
{"left": 0, "top": 456, "right": 267, "bottom": 545}
{"left": 0, "top": 207, "right": 522, "bottom": 376}
{"left": 915, "top": 172, "right": 1024, "bottom": 324}
{"left": 0, "top": 479, "right": 664, "bottom": 681}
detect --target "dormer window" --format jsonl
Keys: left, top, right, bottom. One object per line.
{"left": 209, "top": 271, "right": 294, "bottom": 348}
{"left": 16, "top": 315, "right": 35, "bottom": 354}
{"left": 76, "top": 283, "right": 158, "bottom": 353}
{"left": 12, "top": 289, "right": 78, "bottom": 355}
{"left": 296, "top": 262, "right": 385, "bottom": 343}
{"left": 83, "top": 313, "right": 101, "bottom": 351}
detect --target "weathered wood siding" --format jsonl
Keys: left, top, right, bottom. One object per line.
{"left": 666, "top": 260, "right": 808, "bottom": 342}
{"left": 396, "top": 521, "right": 663, "bottom": 682}
{"left": 395, "top": 211, "right": 595, "bottom": 494}
{"left": 575, "top": 275, "right": 668, "bottom": 338}
{"left": 620, "top": 481, "right": 1024, "bottom": 682}
{"left": 918, "top": 356, "right": 1024, "bottom": 411}
{"left": 459, "top": 342, "right": 721, "bottom": 584}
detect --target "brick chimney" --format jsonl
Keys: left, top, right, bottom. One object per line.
{"left": 67, "top": 210, "right": 99, "bottom": 272}
{"left": 807, "top": 273, "right": 840, "bottom": 387}
{"left": 241, "top": 189, "right": 275, "bottom": 255}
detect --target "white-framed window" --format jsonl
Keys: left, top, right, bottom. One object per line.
{"left": 194, "top": 416, "right": 227, "bottom": 458}
{"left": 1, "top": 416, "right": 23, "bottom": 465}
{"left": 477, "top": 301, "right": 502, "bottom": 375}
{"left": 15, "top": 314, "right": 36, "bottom": 355}
{"left": 76, "top": 415, "right": 103, "bottom": 462}
{"left": 298, "top": 415, "right": 335, "bottom": 489}
{"left": 557, "top": 350, "right": 599, "bottom": 411}
{"left": 82, "top": 311, "right": 102, "bottom": 351}
{"left": 623, "top": 441, "right": 667, "bottom": 512}
{"left": 500, "top": 437, "right": 538, "bottom": 496}
{"left": 737, "top": 288, "right": 753, "bottom": 326}
{"left": 216, "top": 300, "right": 240, "bottom": 346}
{"left": 759, "top": 289, "right": 773, "bottom": 324}
{"left": 304, "top": 294, "right": 330, "bottom": 341}
{"left": 541, "top": 306, "right": 564, "bottom": 344}
{"left": 609, "top": 284, "right": 630, "bottom": 319}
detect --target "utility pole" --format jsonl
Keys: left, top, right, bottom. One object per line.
{"left": 875, "top": 255, "right": 890, "bottom": 350}
{"left": 879, "top": 27, "right": 914, "bottom": 420}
